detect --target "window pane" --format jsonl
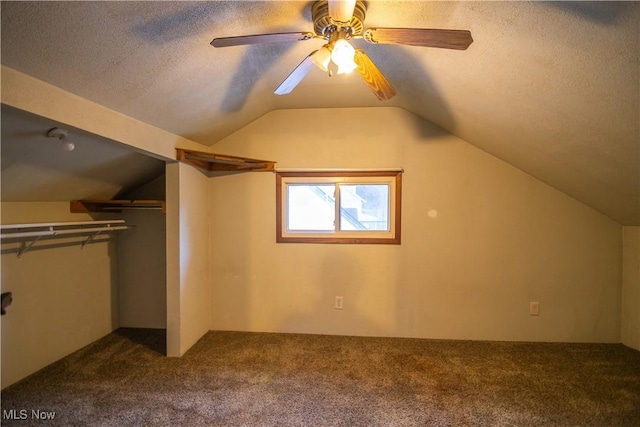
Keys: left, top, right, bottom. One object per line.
{"left": 276, "top": 171, "right": 401, "bottom": 244}
{"left": 287, "top": 184, "right": 335, "bottom": 231}
{"left": 339, "top": 184, "right": 389, "bottom": 231}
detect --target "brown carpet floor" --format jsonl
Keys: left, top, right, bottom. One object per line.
{"left": 2, "top": 329, "right": 640, "bottom": 426}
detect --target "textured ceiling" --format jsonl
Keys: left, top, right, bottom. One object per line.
{"left": 0, "top": 1, "right": 638, "bottom": 224}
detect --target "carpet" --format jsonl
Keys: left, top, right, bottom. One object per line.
{"left": 2, "top": 329, "right": 640, "bottom": 426}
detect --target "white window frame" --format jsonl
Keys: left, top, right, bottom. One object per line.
{"left": 276, "top": 171, "right": 402, "bottom": 244}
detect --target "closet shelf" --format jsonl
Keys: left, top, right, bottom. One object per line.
{"left": 70, "top": 200, "right": 166, "bottom": 214}
{"left": 176, "top": 149, "right": 276, "bottom": 172}
{"left": 0, "top": 220, "right": 133, "bottom": 258}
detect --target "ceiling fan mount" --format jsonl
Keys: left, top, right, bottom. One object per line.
{"left": 210, "top": 0, "right": 473, "bottom": 100}
{"left": 311, "top": 0, "right": 367, "bottom": 37}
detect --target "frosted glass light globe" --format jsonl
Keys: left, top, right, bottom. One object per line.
{"left": 330, "top": 39, "right": 357, "bottom": 74}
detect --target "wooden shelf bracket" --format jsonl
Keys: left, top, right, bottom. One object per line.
{"left": 176, "top": 149, "right": 275, "bottom": 173}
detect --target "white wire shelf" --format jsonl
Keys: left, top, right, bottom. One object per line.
{"left": 0, "top": 220, "right": 134, "bottom": 258}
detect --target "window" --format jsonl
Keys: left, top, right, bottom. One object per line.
{"left": 276, "top": 171, "right": 402, "bottom": 244}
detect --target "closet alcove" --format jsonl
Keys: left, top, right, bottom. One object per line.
{"left": 1, "top": 105, "right": 168, "bottom": 388}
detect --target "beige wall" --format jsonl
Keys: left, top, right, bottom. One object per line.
{"left": 166, "top": 163, "right": 210, "bottom": 356}
{"left": 622, "top": 226, "right": 640, "bottom": 350}
{"left": 117, "top": 209, "right": 166, "bottom": 329}
{"left": 117, "top": 176, "right": 167, "bottom": 329}
{"left": 208, "top": 108, "right": 622, "bottom": 343}
{"left": 1, "top": 202, "right": 118, "bottom": 388}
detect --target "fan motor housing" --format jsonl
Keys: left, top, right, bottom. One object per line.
{"left": 312, "top": 0, "right": 367, "bottom": 36}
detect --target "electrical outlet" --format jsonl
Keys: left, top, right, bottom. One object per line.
{"left": 335, "top": 296, "right": 344, "bottom": 310}
{"left": 530, "top": 301, "right": 540, "bottom": 316}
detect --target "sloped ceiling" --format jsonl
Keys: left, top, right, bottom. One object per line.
{"left": 1, "top": 105, "right": 166, "bottom": 202}
{"left": 1, "top": 1, "right": 638, "bottom": 224}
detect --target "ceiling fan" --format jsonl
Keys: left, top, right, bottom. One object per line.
{"left": 210, "top": 0, "right": 473, "bottom": 101}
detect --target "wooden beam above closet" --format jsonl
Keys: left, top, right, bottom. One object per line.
{"left": 176, "top": 149, "right": 275, "bottom": 172}
{"left": 70, "top": 200, "right": 166, "bottom": 214}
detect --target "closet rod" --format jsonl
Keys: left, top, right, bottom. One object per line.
{"left": 1, "top": 225, "right": 130, "bottom": 240}
{"left": 0, "top": 219, "right": 125, "bottom": 230}
{"left": 1, "top": 220, "right": 133, "bottom": 258}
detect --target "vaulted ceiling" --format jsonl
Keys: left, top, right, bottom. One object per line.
{"left": 1, "top": 1, "right": 638, "bottom": 224}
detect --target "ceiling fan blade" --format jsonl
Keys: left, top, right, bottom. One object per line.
{"left": 274, "top": 51, "right": 318, "bottom": 95}
{"left": 211, "top": 32, "right": 315, "bottom": 48}
{"left": 328, "top": 0, "right": 356, "bottom": 23}
{"left": 364, "top": 28, "right": 473, "bottom": 50}
{"left": 353, "top": 49, "right": 396, "bottom": 101}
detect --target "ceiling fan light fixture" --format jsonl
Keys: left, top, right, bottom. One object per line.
{"left": 330, "top": 39, "right": 357, "bottom": 74}
{"left": 215, "top": 0, "right": 471, "bottom": 98}
{"left": 311, "top": 45, "right": 332, "bottom": 72}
